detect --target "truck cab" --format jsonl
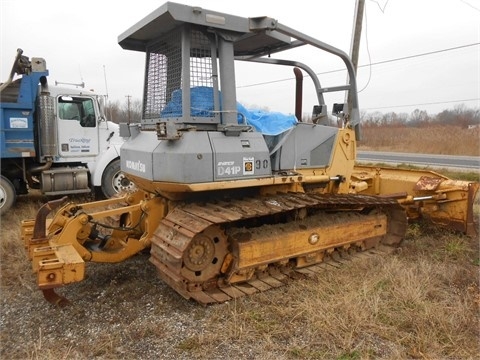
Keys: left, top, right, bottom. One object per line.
{"left": 0, "top": 49, "right": 135, "bottom": 214}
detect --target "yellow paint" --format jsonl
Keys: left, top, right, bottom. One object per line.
{"left": 236, "top": 213, "right": 387, "bottom": 269}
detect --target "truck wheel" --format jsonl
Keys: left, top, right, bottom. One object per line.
{"left": 101, "top": 159, "right": 136, "bottom": 198}
{"left": 0, "top": 175, "right": 16, "bottom": 215}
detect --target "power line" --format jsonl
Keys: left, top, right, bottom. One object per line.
{"left": 460, "top": 0, "right": 480, "bottom": 12}
{"left": 237, "top": 43, "right": 480, "bottom": 88}
{"left": 363, "top": 97, "right": 480, "bottom": 111}
{"left": 369, "top": 0, "right": 390, "bottom": 13}
{"left": 357, "top": 43, "right": 479, "bottom": 69}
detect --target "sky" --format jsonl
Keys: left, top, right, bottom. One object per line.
{"left": 1, "top": 0, "right": 479, "bottom": 117}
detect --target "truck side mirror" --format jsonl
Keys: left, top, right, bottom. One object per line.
{"left": 97, "top": 96, "right": 107, "bottom": 122}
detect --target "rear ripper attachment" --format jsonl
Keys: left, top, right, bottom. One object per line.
{"left": 22, "top": 191, "right": 165, "bottom": 306}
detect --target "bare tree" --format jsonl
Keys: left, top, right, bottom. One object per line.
{"left": 409, "top": 109, "right": 430, "bottom": 127}
{"left": 104, "top": 98, "right": 142, "bottom": 123}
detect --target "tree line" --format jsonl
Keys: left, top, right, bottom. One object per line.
{"left": 360, "top": 104, "right": 480, "bottom": 128}
{"left": 104, "top": 98, "right": 142, "bottom": 123}
{"left": 105, "top": 98, "right": 479, "bottom": 129}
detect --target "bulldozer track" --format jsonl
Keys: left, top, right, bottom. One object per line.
{"left": 150, "top": 193, "right": 407, "bottom": 305}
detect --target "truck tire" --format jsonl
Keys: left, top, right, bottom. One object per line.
{"left": 101, "top": 159, "right": 136, "bottom": 198}
{"left": 0, "top": 175, "right": 16, "bottom": 215}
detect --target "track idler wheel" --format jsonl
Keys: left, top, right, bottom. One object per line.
{"left": 180, "top": 226, "right": 228, "bottom": 284}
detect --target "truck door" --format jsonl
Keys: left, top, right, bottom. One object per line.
{"left": 57, "top": 96, "right": 99, "bottom": 157}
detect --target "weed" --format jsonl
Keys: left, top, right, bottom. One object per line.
{"left": 337, "top": 351, "right": 361, "bottom": 360}
{"left": 176, "top": 337, "right": 201, "bottom": 351}
{"left": 441, "top": 238, "right": 471, "bottom": 260}
{"left": 405, "top": 223, "right": 422, "bottom": 240}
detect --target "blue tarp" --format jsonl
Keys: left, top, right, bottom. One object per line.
{"left": 160, "top": 86, "right": 297, "bottom": 136}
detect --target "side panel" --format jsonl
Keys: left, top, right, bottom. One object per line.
{"left": 0, "top": 104, "right": 36, "bottom": 158}
{"left": 271, "top": 123, "right": 339, "bottom": 170}
{"left": 120, "top": 131, "right": 157, "bottom": 181}
{"left": 0, "top": 67, "right": 48, "bottom": 159}
{"left": 152, "top": 132, "right": 213, "bottom": 183}
{"left": 121, "top": 130, "right": 272, "bottom": 184}
{"left": 209, "top": 132, "right": 271, "bottom": 181}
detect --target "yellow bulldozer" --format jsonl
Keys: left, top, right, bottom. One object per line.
{"left": 22, "top": 2, "right": 478, "bottom": 306}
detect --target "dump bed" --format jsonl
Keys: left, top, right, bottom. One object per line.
{"left": 0, "top": 64, "right": 48, "bottom": 159}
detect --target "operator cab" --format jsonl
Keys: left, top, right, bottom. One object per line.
{"left": 117, "top": 2, "right": 360, "bottom": 187}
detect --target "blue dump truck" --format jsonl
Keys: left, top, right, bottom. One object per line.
{"left": 0, "top": 49, "right": 135, "bottom": 214}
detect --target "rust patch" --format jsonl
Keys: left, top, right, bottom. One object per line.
{"left": 414, "top": 176, "right": 443, "bottom": 191}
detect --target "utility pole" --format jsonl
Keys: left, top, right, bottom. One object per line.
{"left": 125, "top": 95, "right": 132, "bottom": 123}
{"left": 346, "top": 0, "right": 365, "bottom": 119}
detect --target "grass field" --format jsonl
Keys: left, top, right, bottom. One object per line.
{"left": 358, "top": 125, "right": 480, "bottom": 156}
{"left": 0, "top": 124, "right": 479, "bottom": 359}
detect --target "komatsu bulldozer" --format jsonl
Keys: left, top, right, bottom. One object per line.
{"left": 22, "top": 2, "right": 478, "bottom": 306}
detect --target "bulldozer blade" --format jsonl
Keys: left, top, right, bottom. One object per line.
{"left": 465, "top": 182, "right": 479, "bottom": 237}
{"left": 42, "top": 288, "right": 70, "bottom": 307}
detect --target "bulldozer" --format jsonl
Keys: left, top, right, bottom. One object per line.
{"left": 22, "top": 2, "right": 478, "bottom": 306}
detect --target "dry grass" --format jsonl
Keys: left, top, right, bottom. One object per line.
{"left": 194, "top": 223, "right": 480, "bottom": 360}
{"left": 359, "top": 125, "right": 480, "bottom": 156}
{"left": 1, "top": 194, "right": 479, "bottom": 359}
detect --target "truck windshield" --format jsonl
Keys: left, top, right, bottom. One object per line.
{"left": 58, "top": 96, "right": 96, "bottom": 127}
